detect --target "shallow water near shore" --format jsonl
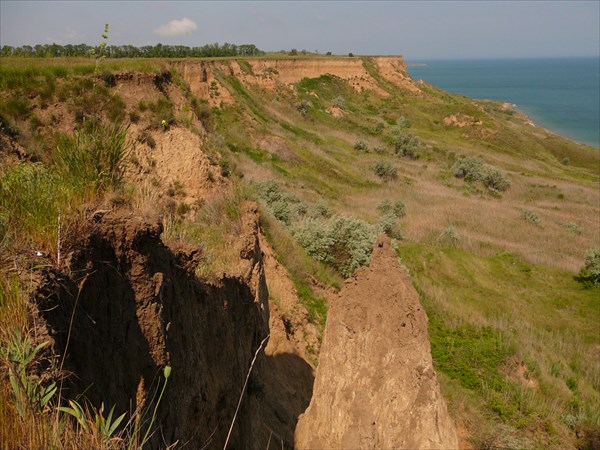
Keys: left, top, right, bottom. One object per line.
{"left": 407, "top": 57, "right": 600, "bottom": 148}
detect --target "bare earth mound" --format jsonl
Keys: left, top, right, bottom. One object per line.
{"left": 295, "top": 237, "right": 458, "bottom": 449}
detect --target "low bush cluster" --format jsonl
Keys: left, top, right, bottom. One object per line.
{"left": 521, "top": 209, "right": 540, "bottom": 225}
{"left": 452, "top": 155, "right": 510, "bottom": 192}
{"left": 373, "top": 160, "right": 398, "bottom": 181}
{"left": 255, "top": 180, "right": 307, "bottom": 225}
{"left": 438, "top": 226, "right": 461, "bottom": 247}
{"left": 293, "top": 215, "right": 376, "bottom": 277}
{"left": 377, "top": 198, "right": 405, "bottom": 219}
{"left": 376, "top": 199, "right": 406, "bottom": 239}
{"left": 393, "top": 132, "right": 419, "bottom": 159}
{"left": 577, "top": 248, "right": 600, "bottom": 287}
{"left": 354, "top": 140, "right": 369, "bottom": 152}
{"left": 256, "top": 180, "right": 376, "bottom": 276}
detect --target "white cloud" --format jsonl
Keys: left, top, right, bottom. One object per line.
{"left": 154, "top": 17, "right": 197, "bottom": 37}
{"left": 45, "top": 26, "right": 86, "bottom": 44}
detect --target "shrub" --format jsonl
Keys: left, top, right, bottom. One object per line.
{"left": 255, "top": 180, "right": 283, "bottom": 204}
{"left": 373, "top": 160, "right": 398, "bottom": 181}
{"left": 397, "top": 116, "right": 411, "bottom": 129}
{"left": 482, "top": 166, "right": 510, "bottom": 192}
{"left": 377, "top": 213, "right": 405, "bottom": 240}
{"left": 453, "top": 155, "right": 510, "bottom": 192}
{"left": 565, "top": 222, "right": 582, "bottom": 235}
{"left": 577, "top": 248, "right": 600, "bottom": 287}
{"left": 255, "top": 180, "right": 306, "bottom": 224}
{"left": 438, "top": 226, "right": 460, "bottom": 247}
{"left": 271, "top": 200, "right": 292, "bottom": 224}
{"left": 101, "top": 70, "right": 115, "bottom": 87}
{"left": 218, "top": 156, "right": 231, "bottom": 177}
{"left": 149, "top": 97, "right": 175, "bottom": 129}
{"left": 354, "top": 140, "right": 369, "bottom": 152}
{"left": 377, "top": 198, "right": 405, "bottom": 219}
{"left": 393, "top": 133, "right": 419, "bottom": 159}
{"left": 310, "top": 200, "right": 331, "bottom": 218}
{"left": 521, "top": 209, "right": 540, "bottom": 225}
{"left": 332, "top": 96, "right": 345, "bottom": 109}
{"left": 452, "top": 155, "right": 485, "bottom": 181}
{"left": 293, "top": 215, "right": 376, "bottom": 277}
{"left": 294, "top": 100, "right": 312, "bottom": 115}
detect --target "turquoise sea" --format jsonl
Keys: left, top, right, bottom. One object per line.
{"left": 407, "top": 58, "right": 600, "bottom": 148}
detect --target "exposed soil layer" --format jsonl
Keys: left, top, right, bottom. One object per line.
{"left": 34, "top": 206, "right": 313, "bottom": 449}
{"left": 295, "top": 236, "right": 458, "bottom": 449}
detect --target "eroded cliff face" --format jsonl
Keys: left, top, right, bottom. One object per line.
{"left": 295, "top": 236, "right": 458, "bottom": 449}
{"left": 172, "top": 55, "right": 419, "bottom": 106}
{"left": 34, "top": 204, "right": 312, "bottom": 449}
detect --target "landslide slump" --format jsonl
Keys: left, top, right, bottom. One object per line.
{"left": 34, "top": 208, "right": 311, "bottom": 449}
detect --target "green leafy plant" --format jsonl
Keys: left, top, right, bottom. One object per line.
{"left": 1, "top": 331, "right": 56, "bottom": 417}
{"left": 53, "top": 122, "right": 129, "bottom": 193}
{"left": 139, "top": 365, "right": 171, "bottom": 448}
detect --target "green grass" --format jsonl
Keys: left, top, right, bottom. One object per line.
{"left": 398, "top": 243, "right": 600, "bottom": 448}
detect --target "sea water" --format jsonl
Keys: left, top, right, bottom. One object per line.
{"left": 407, "top": 58, "right": 600, "bottom": 148}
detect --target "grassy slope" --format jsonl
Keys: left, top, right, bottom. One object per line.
{"left": 209, "top": 57, "right": 599, "bottom": 448}
{"left": 1, "top": 56, "right": 599, "bottom": 449}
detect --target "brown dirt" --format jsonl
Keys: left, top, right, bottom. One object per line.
{"left": 295, "top": 236, "right": 458, "bottom": 449}
{"left": 443, "top": 113, "right": 483, "bottom": 128}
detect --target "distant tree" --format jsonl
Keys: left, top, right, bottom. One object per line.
{"left": 348, "top": 52, "right": 354, "bottom": 57}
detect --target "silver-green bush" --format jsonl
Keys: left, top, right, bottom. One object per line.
{"left": 373, "top": 160, "right": 398, "bottom": 181}
{"left": 452, "top": 155, "right": 510, "bottom": 192}
{"left": 577, "top": 248, "right": 600, "bottom": 287}
{"left": 293, "top": 215, "right": 376, "bottom": 277}
{"left": 393, "top": 133, "right": 419, "bottom": 159}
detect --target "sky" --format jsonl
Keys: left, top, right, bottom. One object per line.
{"left": 1, "top": 0, "right": 599, "bottom": 60}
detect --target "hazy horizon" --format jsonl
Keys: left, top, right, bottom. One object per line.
{"left": 1, "top": 1, "right": 599, "bottom": 60}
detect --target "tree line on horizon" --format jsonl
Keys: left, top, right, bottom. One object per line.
{"left": 0, "top": 42, "right": 264, "bottom": 58}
